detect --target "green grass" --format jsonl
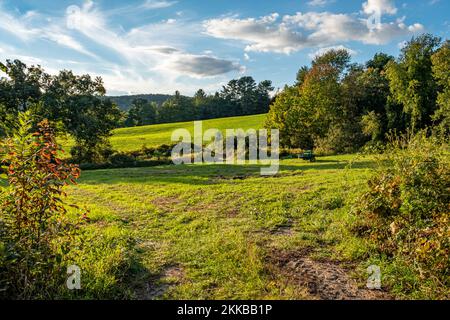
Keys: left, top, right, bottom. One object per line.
{"left": 5, "top": 113, "right": 447, "bottom": 299}
{"left": 67, "top": 155, "right": 381, "bottom": 299}
{"left": 4, "top": 148, "right": 445, "bottom": 299}
{"left": 61, "top": 114, "right": 266, "bottom": 152}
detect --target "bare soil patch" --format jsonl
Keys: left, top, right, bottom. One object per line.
{"left": 266, "top": 249, "right": 391, "bottom": 300}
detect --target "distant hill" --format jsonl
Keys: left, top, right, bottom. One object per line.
{"left": 106, "top": 94, "right": 173, "bottom": 111}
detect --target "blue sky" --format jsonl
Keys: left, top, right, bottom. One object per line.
{"left": 0, "top": 0, "right": 448, "bottom": 96}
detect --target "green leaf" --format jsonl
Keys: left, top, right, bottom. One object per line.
{"left": 0, "top": 62, "right": 7, "bottom": 74}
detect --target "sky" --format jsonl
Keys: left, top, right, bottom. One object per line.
{"left": 0, "top": 0, "right": 448, "bottom": 96}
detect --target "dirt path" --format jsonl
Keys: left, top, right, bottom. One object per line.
{"left": 266, "top": 248, "right": 391, "bottom": 300}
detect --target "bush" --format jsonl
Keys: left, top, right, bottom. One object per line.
{"left": 314, "top": 123, "right": 365, "bottom": 155}
{"left": 141, "top": 146, "right": 156, "bottom": 158}
{"left": 71, "top": 143, "right": 177, "bottom": 170}
{"left": 108, "top": 153, "right": 136, "bottom": 165}
{"left": 354, "top": 131, "right": 449, "bottom": 298}
{"left": 79, "top": 159, "right": 172, "bottom": 171}
{"left": 70, "top": 139, "right": 114, "bottom": 164}
{"left": 155, "top": 144, "right": 173, "bottom": 157}
{"left": 0, "top": 112, "right": 86, "bottom": 299}
{"left": 360, "top": 140, "right": 386, "bottom": 155}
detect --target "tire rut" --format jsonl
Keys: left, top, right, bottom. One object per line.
{"left": 266, "top": 249, "right": 392, "bottom": 300}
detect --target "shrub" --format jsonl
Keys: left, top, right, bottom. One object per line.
{"left": 155, "top": 144, "right": 173, "bottom": 157}
{"left": 141, "top": 145, "right": 156, "bottom": 158}
{"left": 314, "top": 123, "right": 365, "bottom": 155}
{"left": 354, "top": 131, "right": 449, "bottom": 298}
{"left": 360, "top": 140, "right": 386, "bottom": 155}
{"left": 78, "top": 159, "right": 172, "bottom": 171}
{"left": 70, "top": 139, "right": 114, "bottom": 164}
{"left": 0, "top": 112, "right": 86, "bottom": 299}
{"left": 108, "top": 153, "right": 136, "bottom": 165}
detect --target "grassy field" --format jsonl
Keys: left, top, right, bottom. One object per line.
{"left": 61, "top": 114, "right": 266, "bottom": 152}
{"left": 6, "top": 112, "right": 445, "bottom": 299}
{"left": 66, "top": 155, "right": 407, "bottom": 300}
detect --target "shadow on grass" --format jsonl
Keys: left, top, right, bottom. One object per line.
{"left": 126, "top": 258, "right": 177, "bottom": 300}
{"left": 77, "top": 158, "right": 375, "bottom": 186}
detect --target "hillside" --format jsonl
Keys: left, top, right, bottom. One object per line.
{"left": 111, "top": 113, "right": 266, "bottom": 151}
{"left": 61, "top": 114, "right": 267, "bottom": 152}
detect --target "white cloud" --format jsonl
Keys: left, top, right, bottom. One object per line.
{"left": 65, "top": 4, "right": 241, "bottom": 78}
{"left": 142, "top": 0, "right": 178, "bottom": 9}
{"left": 0, "top": 44, "right": 56, "bottom": 72}
{"left": 203, "top": 13, "right": 306, "bottom": 54}
{"left": 308, "top": 45, "right": 357, "bottom": 59}
{"left": 66, "top": 1, "right": 106, "bottom": 31}
{"left": 307, "top": 0, "right": 333, "bottom": 7}
{"left": 0, "top": 0, "right": 427, "bottom": 95}
{"left": 0, "top": 10, "right": 38, "bottom": 41}
{"left": 0, "top": 5, "right": 96, "bottom": 58}
{"left": 285, "top": 12, "right": 424, "bottom": 45}
{"left": 44, "top": 27, "right": 98, "bottom": 59}
{"left": 0, "top": 1, "right": 242, "bottom": 95}
{"left": 159, "top": 54, "right": 243, "bottom": 77}
{"left": 362, "top": 0, "right": 398, "bottom": 15}
{"left": 61, "top": 2, "right": 242, "bottom": 94}
{"left": 204, "top": 10, "right": 423, "bottom": 54}
{"left": 126, "top": 18, "right": 201, "bottom": 48}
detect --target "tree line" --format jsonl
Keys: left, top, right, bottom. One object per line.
{"left": 265, "top": 34, "right": 449, "bottom": 154}
{"left": 108, "top": 94, "right": 172, "bottom": 111}
{"left": 123, "top": 77, "right": 274, "bottom": 127}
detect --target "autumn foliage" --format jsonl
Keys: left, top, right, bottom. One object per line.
{"left": 0, "top": 112, "right": 85, "bottom": 298}
{"left": 354, "top": 132, "right": 449, "bottom": 296}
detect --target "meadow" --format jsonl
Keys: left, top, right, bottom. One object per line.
{"left": 66, "top": 155, "right": 399, "bottom": 300}
{"left": 57, "top": 114, "right": 448, "bottom": 300}
{"left": 3, "top": 113, "right": 446, "bottom": 300}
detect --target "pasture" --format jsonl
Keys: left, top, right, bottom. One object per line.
{"left": 67, "top": 155, "right": 392, "bottom": 299}
{"left": 4, "top": 114, "right": 445, "bottom": 299}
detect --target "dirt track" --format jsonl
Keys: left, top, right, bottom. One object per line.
{"left": 267, "top": 249, "right": 391, "bottom": 300}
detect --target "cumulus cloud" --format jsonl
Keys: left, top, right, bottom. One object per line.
{"left": 283, "top": 12, "right": 423, "bottom": 46}
{"left": 362, "top": 0, "right": 397, "bottom": 15}
{"left": 203, "top": 13, "right": 307, "bottom": 54}
{"left": 204, "top": 2, "right": 423, "bottom": 55}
